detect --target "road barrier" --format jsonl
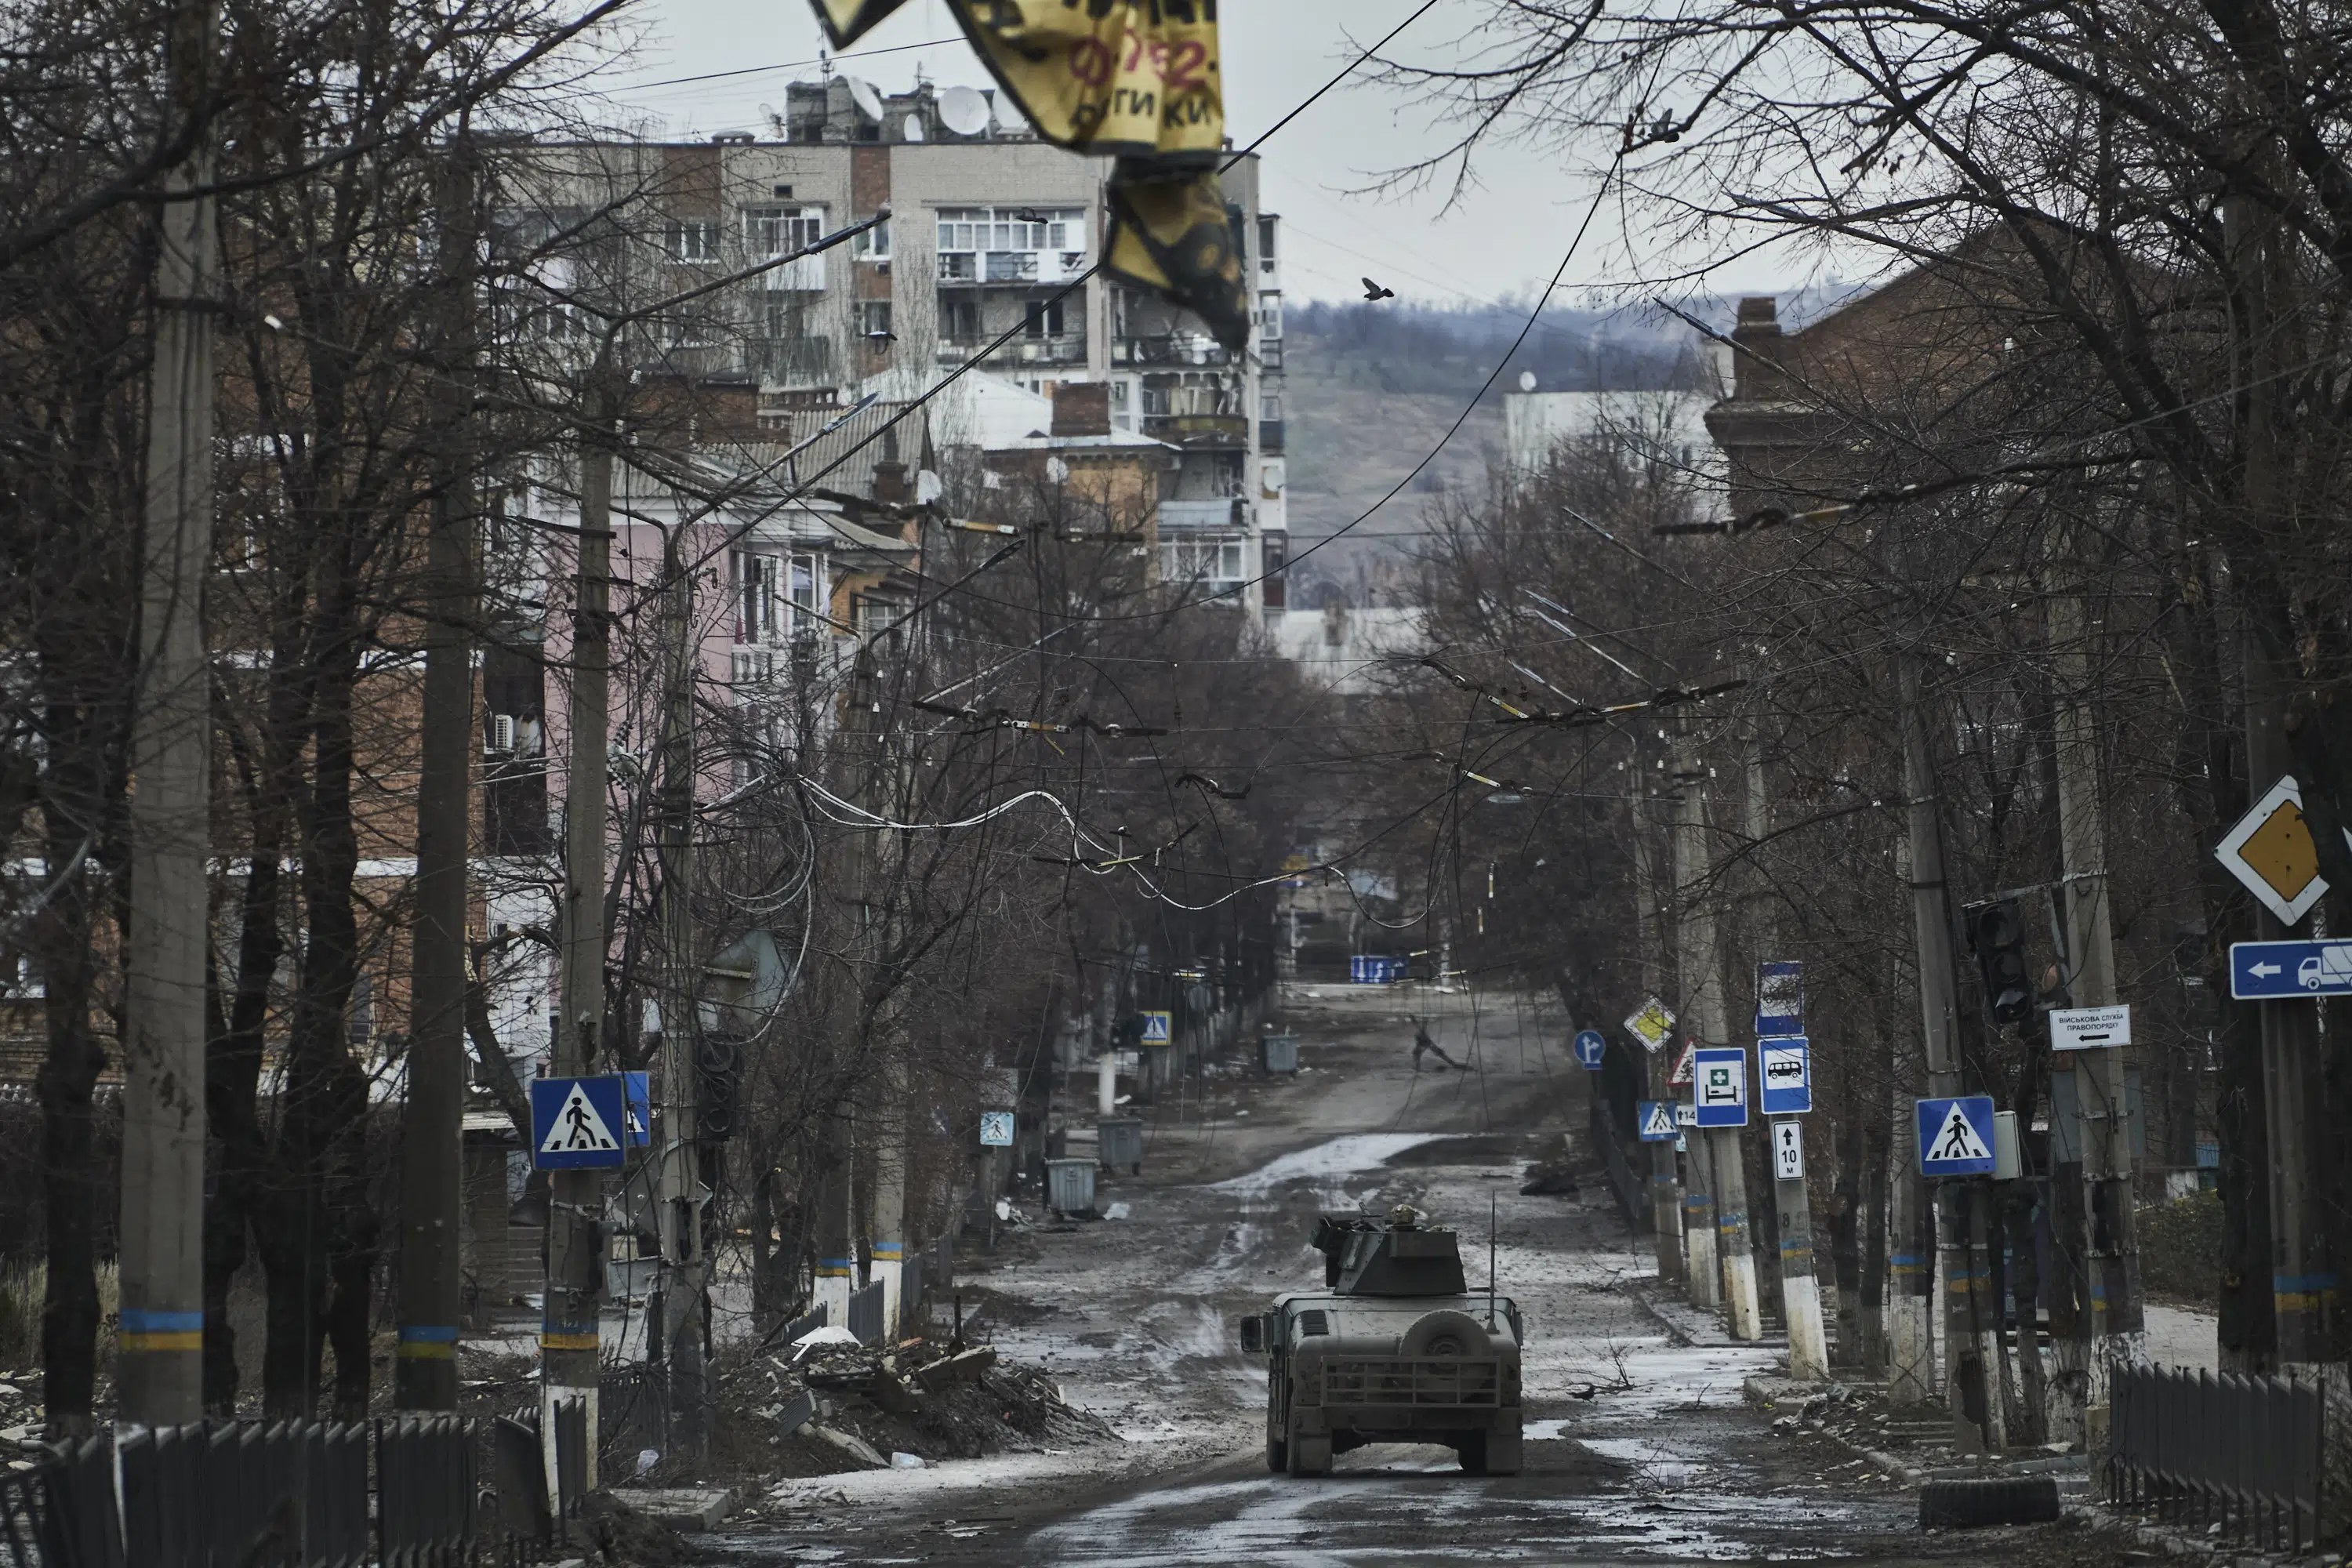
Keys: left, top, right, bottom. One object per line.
{"left": 6, "top": 1412, "right": 582, "bottom": 1566}
{"left": 2106, "top": 1362, "right": 2327, "bottom": 1552}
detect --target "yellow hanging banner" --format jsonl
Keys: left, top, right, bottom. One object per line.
{"left": 810, "top": 0, "right": 911, "bottom": 46}
{"left": 796, "top": 0, "right": 1250, "bottom": 349}
{"left": 947, "top": 0, "right": 1225, "bottom": 167}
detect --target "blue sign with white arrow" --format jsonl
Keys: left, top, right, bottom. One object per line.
{"left": 531, "top": 1075, "right": 628, "bottom": 1170}
{"left": 1916, "top": 1095, "right": 1998, "bottom": 1177}
{"left": 2230, "top": 940, "right": 2352, "bottom": 999}
{"left": 1573, "top": 1029, "right": 1607, "bottom": 1069}
{"left": 1637, "top": 1101, "right": 1678, "bottom": 1142}
{"left": 1758, "top": 1036, "right": 1812, "bottom": 1116}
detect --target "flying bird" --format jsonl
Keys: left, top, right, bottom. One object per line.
{"left": 1362, "top": 277, "right": 1396, "bottom": 302}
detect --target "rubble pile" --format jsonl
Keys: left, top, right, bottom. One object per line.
{"left": 728, "top": 1334, "right": 1116, "bottom": 1479}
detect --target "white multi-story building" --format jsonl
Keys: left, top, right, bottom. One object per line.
{"left": 507, "top": 76, "right": 1290, "bottom": 612}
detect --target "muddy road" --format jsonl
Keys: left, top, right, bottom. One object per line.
{"left": 711, "top": 989, "right": 2154, "bottom": 1566}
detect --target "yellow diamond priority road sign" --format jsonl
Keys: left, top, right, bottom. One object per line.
{"left": 1623, "top": 996, "right": 1676, "bottom": 1054}
{"left": 2216, "top": 775, "right": 2346, "bottom": 926}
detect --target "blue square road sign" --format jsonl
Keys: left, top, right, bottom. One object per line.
{"left": 1759, "top": 1036, "right": 1812, "bottom": 1116}
{"left": 1916, "top": 1095, "right": 1998, "bottom": 1177}
{"left": 531, "top": 1076, "right": 628, "bottom": 1170}
{"left": 1693, "top": 1047, "right": 1748, "bottom": 1128}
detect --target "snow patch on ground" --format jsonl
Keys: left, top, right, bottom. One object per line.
{"left": 1205, "top": 1133, "right": 1445, "bottom": 1195}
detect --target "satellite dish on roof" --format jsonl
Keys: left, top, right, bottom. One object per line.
{"left": 902, "top": 113, "right": 925, "bottom": 142}
{"left": 1518, "top": 370, "right": 1538, "bottom": 393}
{"left": 938, "top": 85, "right": 990, "bottom": 136}
{"left": 846, "top": 77, "right": 884, "bottom": 122}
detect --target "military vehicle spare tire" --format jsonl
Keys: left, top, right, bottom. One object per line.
{"left": 1401, "top": 1308, "right": 1490, "bottom": 1359}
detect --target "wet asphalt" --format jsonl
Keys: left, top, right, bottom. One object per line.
{"left": 713, "top": 992, "right": 2158, "bottom": 1566}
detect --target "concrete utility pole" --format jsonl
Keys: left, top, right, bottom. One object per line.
{"left": 396, "top": 144, "right": 480, "bottom": 1411}
{"left": 546, "top": 368, "right": 618, "bottom": 1486}
{"left": 1673, "top": 739, "right": 1762, "bottom": 1338}
{"left": 654, "top": 523, "right": 707, "bottom": 1458}
{"left": 2227, "top": 190, "right": 2329, "bottom": 1372}
{"left": 1896, "top": 650, "right": 2002, "bottom": 1451}
{"left": 1632, "top": 782, "right": 1684, "bottom": 1287}
{"left": 1748, "top": 746, "right": 1828, "bottom": 1378}
{"left": 2245, "top": 634, "right": 2328, "bottom": 1367}
{"left": 119, "top": 0, "right": 217, "bottom": 1428}
{"left": 2046, "top": 545, "right": 2143, "bottom": 1430}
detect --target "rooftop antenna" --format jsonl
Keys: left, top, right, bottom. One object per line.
{"left": 819, "top": 47, "right": 833, "bottom": 78}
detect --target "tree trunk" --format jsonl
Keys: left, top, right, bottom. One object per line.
{"left": 35, "top": 811, "right": 104, "bottom": 1439}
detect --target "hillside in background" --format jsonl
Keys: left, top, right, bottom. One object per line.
{"left": 1277, "top": 290, "right": 1855, "bottom": 603}
{"left": 1279, "top": 301, "right": 1694, "bottom": 603}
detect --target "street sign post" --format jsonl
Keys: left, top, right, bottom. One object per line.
{"left": 622, "top": 1071, "right": 651, "bottom": 1147}
{"left": 1693, "top": 1047, "right": 1748, "bottom": 1127}
{"left": 1573, "top": 1029, "right": 1607, "bottom": 1069}
{"left": 1755, "top": 960, "right": 1802, "bottom": 1037}
{"left": 2230, "top": 939, "right": 2352, "bottom": 999}
{"left": 1638, "top": 1101, "right": 1678, "bottom": 1141}
{"left": 2215, "top": 775, "right": 2347, "bottom": 926}
{"left": 1138, "top": 1011, "right": 1173, "bottom": 1045}
{"left": 979, "top": 1110, "right": 1015, "bottom": 1148}
{"left": 2050, "top": 1004, "right": 2132, "bottom": 1051}
{"left": 1916, "top": 1095, "right": 1998, "bottom": 1177}
{"left": 531, "top": 1076, "right": 626, "bottom": 1170}
{"left": 1758, "top": 1036, "right": 1811, "bottom": 1115}
{"left": 1772, "top": 1120, "right": 1804, "bottom": 1181}
{"left": 1624, "top": 997, "right": 1676, "bottom": 1053}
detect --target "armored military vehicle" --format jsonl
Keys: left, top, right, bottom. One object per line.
{"left": 1238, "top": 1207, "right": 1524, "bottom": 1476}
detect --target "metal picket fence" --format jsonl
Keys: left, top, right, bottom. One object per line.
{"left": 5, "top": 1412, "right": 582, "bottom": 1567}
{"left": 2106, "top": 1362, "right": 2327, "bottom": 1553}
{"left": 847, "top": 1280, "right": 886, "bottom": 1346}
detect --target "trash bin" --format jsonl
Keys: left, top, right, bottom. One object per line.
{"left": 1261, "top": 1033, "right": 1300, "bottom": 1074}
{"left": 1098, "top": 1116, "right": 1143, "bottom": 1174}
{"left": 1045, "top": 1156, "right": 1097, "bottom": 1217}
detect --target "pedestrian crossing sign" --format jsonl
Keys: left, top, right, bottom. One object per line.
{"left": 531, "top": 1076, "right": 627, "bottom": 1170}
{"left": 1916, "top": 1095, "right": 1998, "bottom": 1177}
{"left": 1138, "top": 1011, "right": 1173, "bottom": 1046}
{"left": 1638, "top": 1101, "right": 1678, "bottom": 1142}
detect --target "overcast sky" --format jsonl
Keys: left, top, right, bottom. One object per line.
{"left": 592, "top": 0, "right": 1798, "bottom": 312}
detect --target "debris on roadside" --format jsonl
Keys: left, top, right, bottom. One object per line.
{"left": 1519, "top": 1134, "right": 1588, "bottom": 1197}
{"left": 719, "top": 1333, "right": 1115, "bottom": 1482}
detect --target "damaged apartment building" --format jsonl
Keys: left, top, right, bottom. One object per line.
{"left": 504, "top": 72, "right": 1291, "bottom": 612}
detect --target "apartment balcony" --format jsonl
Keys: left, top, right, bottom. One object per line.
{"left": 1143, "top": 412, "right": 1249, "bottom": 448}
{"left": 938, "top": 250, "right": 1090, "bottom": 285}
{"left": 750, "top": 334, "right": 837, "bottom": 389}
{"left": 1158, "top": 498, "right": 1246, "bottom": 533}
{"left": 935, "top": 333, "right": 1088, "bottom": 368}
{"left": 1116, "top": 333, "right": 1233, "bottom": 368}
{"left": 757, "top": 252, "right": 828, "bottom": 292}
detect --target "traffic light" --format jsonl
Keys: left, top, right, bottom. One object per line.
{"left": 1965, "top": 898, "right": 2032, "bottom": 1026}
